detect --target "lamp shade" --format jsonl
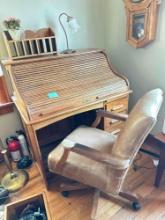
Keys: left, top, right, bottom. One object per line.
{"left": 68, "top": 17, "right": 80, "bottom": 33}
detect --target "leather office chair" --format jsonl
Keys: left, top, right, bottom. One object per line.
{"left": 48, "top": 89, "right": 163, "bottom": 219}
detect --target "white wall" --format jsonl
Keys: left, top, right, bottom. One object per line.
{"left": 0, "top": 0, "right": 105, "bottom": 57}
{"left": 0, "top": 0, "right": 105, "bottom": 145}
{"left": 0, "top": 109, "right": 22, "bottom": 144}
{"left": 105, "top": 0, "right": 165, "bottom": 133}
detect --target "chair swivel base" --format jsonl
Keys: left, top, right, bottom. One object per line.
{"left": 60, "top": 182, "right": 141, "bottom": 211}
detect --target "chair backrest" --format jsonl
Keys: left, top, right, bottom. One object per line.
{"left": 111, "top": 89, "right": 163, "bottom": 161}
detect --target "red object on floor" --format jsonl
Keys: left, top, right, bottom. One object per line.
{"left": 6, "top": 137, "right": 21, "bottom": 161}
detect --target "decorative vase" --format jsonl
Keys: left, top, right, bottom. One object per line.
{"left": 8, "top": 29, "right": 23, "bottom": 41}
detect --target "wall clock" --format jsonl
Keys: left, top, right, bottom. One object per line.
{"left": 124, "top": 0, "right": 161, "bottom": 48}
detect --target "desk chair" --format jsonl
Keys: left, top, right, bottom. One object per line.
{"left": 48, "top": 89, "right": 163, "bottom": 219}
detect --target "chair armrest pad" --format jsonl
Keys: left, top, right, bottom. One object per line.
{"left": 62, "top": 139, "right": 129, "bottom": 169}
{"left": 92, "top": 109, "right": 128, "bottom": 127}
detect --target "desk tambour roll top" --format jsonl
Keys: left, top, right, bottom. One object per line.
{"left": 6, "top": 50, "right": 129, "bottom": 123}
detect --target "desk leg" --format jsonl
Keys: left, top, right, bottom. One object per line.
{"left": 22, "top": 121, "right": 36, "bottom": 161}
{"left": 25, "top": 124, "right": 49, "bottom": 189}
{"left": 154, "top": 147, "right": 165, "bottom": 188}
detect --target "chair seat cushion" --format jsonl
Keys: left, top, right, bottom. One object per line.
{"left": 48, "top": 126, "right": 116, "bottom": 190}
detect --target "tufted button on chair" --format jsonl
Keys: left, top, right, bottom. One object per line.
{"left": 48, "top": 89, "right": 163, "bottom": 219}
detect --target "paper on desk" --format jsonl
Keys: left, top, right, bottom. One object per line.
{"left": 47, "top": 91, "right": 59, "bottom": 99}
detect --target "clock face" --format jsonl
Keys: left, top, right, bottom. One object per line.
{"left": 132, "top": 14, "right": 145, "bottom": 40}
{"left": 131, "top": 0, "right": 143, "bottom": 3}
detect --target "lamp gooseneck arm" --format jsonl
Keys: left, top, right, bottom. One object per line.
{"left": 59, "top": 13, "right": 70, "bottom": 51}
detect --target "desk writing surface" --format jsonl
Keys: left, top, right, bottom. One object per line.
{"left": 6, "top": 50, "right": 129, "bottom": 122}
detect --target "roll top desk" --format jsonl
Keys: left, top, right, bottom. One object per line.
{"left": 2, "top": 49, "right": 131, "bottom": 188}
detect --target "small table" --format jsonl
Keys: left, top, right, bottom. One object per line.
{"left": 154, "top": 133, "right": 165, "bottom": 187}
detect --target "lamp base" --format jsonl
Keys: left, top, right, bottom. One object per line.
{"left": 61, "top": 49, "right": 76, "bottom": 54}
{"left": 1, "top": 170, "right": 29, "bottom": 192}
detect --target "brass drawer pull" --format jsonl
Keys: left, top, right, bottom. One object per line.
{"left": 109, "top": 119, "right": 119, "bottom": 125}
{"left": 111, "top": 104, "right": 124, "bottom": 111}
{"left": 111, "top": 129, "right": 121, "bottom": 135}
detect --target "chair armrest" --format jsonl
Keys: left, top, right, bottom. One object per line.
{"left": 61, "top": 139, "right": 130, "bottom": 170}
{"left": 92, "top": 109, "right": 128, "bottom": 128}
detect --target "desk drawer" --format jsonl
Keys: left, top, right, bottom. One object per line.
{"left": 105, "top": 97, "right": 128, "bottom": 112}
{"left": 104, "top": 111, "right": 126, "bottom": 134}
{"left": 104, "top": 119, "right": 125, "bottom": 135}
{"left": 104, "top": 96, "right": 129, "bottom": 134}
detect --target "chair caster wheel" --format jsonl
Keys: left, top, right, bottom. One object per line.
{"left": 61, "top": 191, "right": 70, "bottom": 197}
{"left": 132, "top": 202, "right": 141, "bottom": 211}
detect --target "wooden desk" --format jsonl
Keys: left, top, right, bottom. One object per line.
{"left": 2, "top": 49, "right": 131, "bottom": 188}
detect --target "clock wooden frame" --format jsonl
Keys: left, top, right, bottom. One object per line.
{"left": 124, "top": 0, "right": 160, "bottom": 48}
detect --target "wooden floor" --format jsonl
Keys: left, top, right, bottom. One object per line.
{"left": 2, "top": 153, "right": 165, "bottom": 220}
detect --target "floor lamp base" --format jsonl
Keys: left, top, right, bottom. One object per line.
{"left": 1, "top": 170, "right": 29, "bottom": 192}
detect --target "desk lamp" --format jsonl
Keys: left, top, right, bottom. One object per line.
{"left": 59, "top": 12, "right": 80, "bottom": 54}
{"left": 0, "top": 138, "right": 28, "bottom": 192}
